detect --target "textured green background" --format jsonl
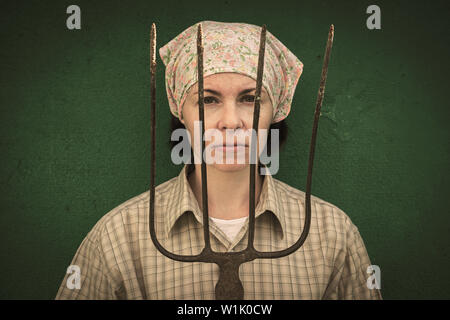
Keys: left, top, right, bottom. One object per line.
{"left": 0, "top": 0, "right": 449, "bottom": 299}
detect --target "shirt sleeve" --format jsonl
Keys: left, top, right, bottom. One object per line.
{"left": 323, "top": 219, "right": 383, "bottom": 300}
{"left": 55, "top": 227, "right": 121, "bottom": 300}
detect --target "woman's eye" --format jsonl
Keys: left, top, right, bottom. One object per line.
{"left": 197, "top": 96, "right": 218, "bottom": 104}
{"left": 241, "top": 95, "right": 255, "bottom": 103}
{"left": 199, "top": 96, "right": 218, "bottom": 104}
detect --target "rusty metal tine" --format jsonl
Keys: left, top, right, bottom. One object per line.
{"left": 254, "top": 24, "right": 334, "bottom": 259}
{"left": 197, "top": 24, "right": 212, "bottom": 252}
{"left": 248, "top": 24, "right": 267, "bottom": 251}
{"left": 149, "top": 22, "right": 161, "bottom": 256}
{"left": 148, "top": 23, "right": 205, "bottom": 263}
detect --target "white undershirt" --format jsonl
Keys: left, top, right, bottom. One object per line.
{"left": 210, "top": 216, "right": 248, "bottom": 242}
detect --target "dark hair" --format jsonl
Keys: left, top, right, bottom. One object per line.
{"left": 169, "top": 115, "right": 288, "bottom": 156}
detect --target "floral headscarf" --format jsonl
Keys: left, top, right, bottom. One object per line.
{"left": 159, "top": 20, "right": 304, "bottom": 123}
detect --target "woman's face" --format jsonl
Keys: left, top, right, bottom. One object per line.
{"left": 180, "top": 72, "right": 273, "bottom": 173}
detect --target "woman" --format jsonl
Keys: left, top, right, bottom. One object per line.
{"left": 56, "top": 21, "right": 382, "bottom": 300}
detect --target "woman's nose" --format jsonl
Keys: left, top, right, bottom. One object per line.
{"left": 217, "top": 102, "right": 244, "bottom": 130}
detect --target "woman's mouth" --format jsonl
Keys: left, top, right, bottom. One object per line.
{"left": 213, "top": 144, "right": 248, "bottom": 151}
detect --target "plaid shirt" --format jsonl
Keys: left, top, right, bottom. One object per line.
{"left": 55, "top": 164, "right": 382, "bottom": 300}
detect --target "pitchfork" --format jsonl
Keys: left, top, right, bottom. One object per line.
{"left": 149, "top": 23, "right": 334, "bottom": 300}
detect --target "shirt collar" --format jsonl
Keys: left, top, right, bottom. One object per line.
{"left": 164, "top": 163, "right": 286, "bottom": 239}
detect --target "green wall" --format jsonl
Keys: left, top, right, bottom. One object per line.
{"left": 0, "top": 0, "right": 448, "bottom": 299}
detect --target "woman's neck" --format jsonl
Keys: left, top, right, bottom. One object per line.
{"left": 188, "top": 164, "right": 263, "bottom": 220}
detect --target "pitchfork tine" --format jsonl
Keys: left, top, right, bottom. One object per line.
{"left": 149, "top": 23, "right": 203, "bottom": 262}
{"left": 253, "top": 24, "right": 334, "bottom": 259}
{"left": 248, "top": 25, "right": 267, "bottom": 251}
{"left": 197, "top": 24, "right": 212, "bottom": 254}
